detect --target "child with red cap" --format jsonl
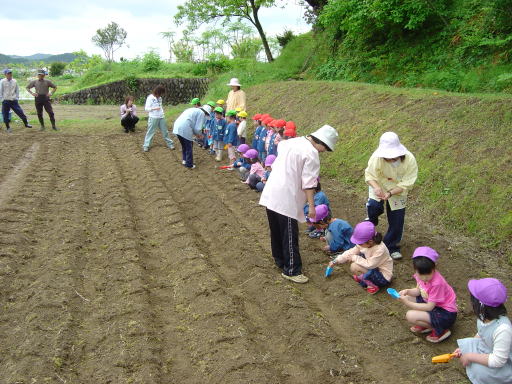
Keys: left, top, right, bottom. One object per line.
{"left": 454, "top": 278, "right": 511, "bottom": 383}
{"left": 256, "top": 117, "right": 272, "bottom": 162}
{"left": 268, "top": 119, "right": 285, "bottom": 156}
{"left": 284, "top": 121, "right": 297, "bottom": 139}
{"left": 251, "top": 113, "right": 262, "bottom": 148}
{"left": 397, "top": 246, "right": 458, "bottom": 343}
{"left": 328, "top": 221, "right": 393, "bottom": 294}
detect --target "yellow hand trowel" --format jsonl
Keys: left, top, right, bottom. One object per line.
{"left": 432, "top": 353, "right": 457, "bottom": 363}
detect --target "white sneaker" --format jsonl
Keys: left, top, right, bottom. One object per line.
{"left": 390, "top": 252, "right": 403, "bottom": 260}
{"left": 143, "top": 147, "right": 149, "bottom": 152}
{"left": 182, "top": 160, "right": 186, "bottom": 165}
{"left": 281, "top": 273, "right": 309, "bottom": 284}
{"left": 169, "top": 145, "right": 175, "bottom": 150}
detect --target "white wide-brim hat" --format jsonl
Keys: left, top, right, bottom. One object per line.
{"left": 310, "top": 125, "right": 338, "bottom": 151}
{"left": 374, "top": 131, "right": 407, "bottom": 158}
{"left": 227, "top": 78, "right": 241, "bottom": 87}
{"left": 200, "top": 104, "right": 212, "bottom": 117}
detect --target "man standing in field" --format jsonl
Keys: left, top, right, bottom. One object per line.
{"left": 0, "top": 69, "right": 32, "bottom": 132}
{"left": 26, "top": 69, "right": 58, "bottom": 131}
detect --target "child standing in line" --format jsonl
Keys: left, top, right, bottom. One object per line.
{"left": 224, "top": 110, "right": 238, "bottom": 164}
{"left": 232, "top": 143, "right": 251, "bottom": 180}
{"left": 328, "top": 221, "right": 393, "bottom": 294}
{"left": 454, "top": 278, "right": 511, "bottom": 384}
{"left": 283, "top": 121, "right": 297, "bottom": 139}
{"left": 143, "top": 85, "right": 175, "bottom": 152}
{"left": 212, "top": 107, "right": 227, "bottom": 161}
{"left": 308, "top": 204, "right": 354, "bottom": 255}
{"left": 304, "top": 181, "right": 331, "bottom": 237}
{"left": 190, "top": 97, "right": 201, "bottom": 107}
{"left": 216, "top": 99, "right": 226, "bottom": 116}
{"left": 202, "top": 101, "right": 216, "bottom": 149}
{"left": 243, "top": 149, "right": 265, "bottom": 189}
{"left": 251, "top": 114, "right": 262, "bottom": 148}
{"left": 256, "top": 154, "right": 276, "bottom": 192}
{"left": 268, "top": 119, "right": 285, "bottom": 156}
{"left": 237, "top": 111, "right": 248, "bottom": 144}
{"left": 397, "top": 246, "right": 457, "bottom": 343}
{"left": 257, "top": 117, "right": 273, "bottom": 162}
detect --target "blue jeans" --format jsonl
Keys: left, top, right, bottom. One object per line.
{"left": 366, "top": 198, "right": 405, "bottom": 253}
{"left": 177, "top": 135, "right": 194, "bottom": 167}
{"left": 143, "top": 117, "right": 174, "bottom": 149}
{"left": 2, "top": 100, "right": 29, "bottom": 127}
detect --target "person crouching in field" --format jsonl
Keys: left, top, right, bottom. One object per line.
{"left": 455, "top": 278, "right": 511, "bottom": 384}
{"left": 397, "top": 246, "right": 457, "bottom": 343}
{"left": 143, "top": 85, "right": 175, "bottom": 152}
{"left": 328, "top": 221, "right": 393, "bottom": 294}
{"left": 243, "top": 149, "right": 265, "bottom": 189}
{"left": 120, "top": 96, "right": 139, "bottom": 133}
{"left": 255, "top": 154, "right": 276, "bottom": 192}
{"left": 232, "top": 143, "right": 250, "bottom": 180}
{"left": 308, "top": 204, "right": 354, "bottom": 256}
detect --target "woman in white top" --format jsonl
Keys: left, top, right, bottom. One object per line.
{"left": 143, "top": 85, "right": 175, "bottom": 152}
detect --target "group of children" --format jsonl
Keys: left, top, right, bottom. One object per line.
{"left": 142, "top": 96, "right": 510, "bottom": 383}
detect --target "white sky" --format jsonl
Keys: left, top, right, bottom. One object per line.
{"left": 2, "top": 0, "right": 310, "bottom": 59}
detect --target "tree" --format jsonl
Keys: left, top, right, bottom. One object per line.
{"left": 160, "top": 31, "right": 175, "bottom": 62}
{"left": 92, "top": 22, "right": 127, "bottom": 62}
{"left": 49, "top": 62, "right": 66, "bottom": 77}
{"left": 175, "top": 0, "right": 282, "bottom": 62}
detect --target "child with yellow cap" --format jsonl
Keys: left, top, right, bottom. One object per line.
{"left": 237, "top": 111, "right": 248, "bottom": 144}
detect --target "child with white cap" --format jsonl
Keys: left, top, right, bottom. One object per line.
{"left": 260, "top": 124, "right": 338, "bottom": 284}
{"left": 454, "top": 278, "right": 511, "bottom": 383}
{"left": 328, "top": 221, "right": 393, "bottom": 294}
{"left": 397, "top": 246, "right": 457, "bottom": 343}
{"left": 365, "top": 132, "right": 418, "bottom": 260}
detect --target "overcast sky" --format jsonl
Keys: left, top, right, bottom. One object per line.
{"left": 2, "top": 0, "right": 310, "bottom": 59}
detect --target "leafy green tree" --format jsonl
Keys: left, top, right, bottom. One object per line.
{"left": 174, "top": 0, "right": 282, "bottom": 62}
{"left": 231, "top": 37, "right": 263, "bottom": 59}
{"left": 92, "top": 22, "right": 127, "bottom": 62}
{"left": 142, "top": 50, "right": 163, "bottom": 71}
{"left": 49, "top": 62, "right": 66, "bottom": 77}
{"left": 160, "top": 31, "right": 176, "bottom": 62}
{"left": 172, "top": 31, "right": 195, "bottom": 63}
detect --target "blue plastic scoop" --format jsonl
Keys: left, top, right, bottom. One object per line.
{"left": 387, "top": 288, "right": 400, "bottom": 299}
{"left": 325, "top": 266, "right": 333, "bottom": 277}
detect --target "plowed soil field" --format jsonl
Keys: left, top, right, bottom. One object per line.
{"left": 1, "top": 105, "right": 510, "bottom": 384}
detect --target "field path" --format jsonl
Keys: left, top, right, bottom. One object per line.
{"left": 1, "top": 124, "right": 507, "bottom": 383}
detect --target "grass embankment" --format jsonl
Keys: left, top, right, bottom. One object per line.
{"left": 238, "top": 81, "right": 511, "bottom": 258}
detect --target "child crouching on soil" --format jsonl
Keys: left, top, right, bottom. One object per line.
{"left": 242, "top": 149, "right": 265, "bottom": 189}
{"left": 308, "top": 204, "right": 354, "bottom": 255}
{"left": 328, "top": 221, "right": 393, "bottom": 294}
{"left": 232, "top": 143, "right": 251, "bottom": 180}
{"left": 397, "top": 246, "right": 458, "bottom": 343}
{"left": 454, "top": 278, "right": 511, "bottom": 383}
{"left": 255, "top": 154, "right": 276, "bottom": 192}
{"left": 305, "top": 181, "right": 330, "bottom": 238}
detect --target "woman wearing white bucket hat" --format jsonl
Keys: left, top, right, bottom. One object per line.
{"left": 225, "top": 78, "right": 246, "bottom": 112}
{"left": 260, "top": 125, "right": 338, "bottom": 283}
{"left": 364, "top": 132, "right": 418, "bottom": 260}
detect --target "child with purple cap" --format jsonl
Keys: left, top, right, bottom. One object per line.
{"left": 309, "top": 204, "right": 354, "bottom": 255}
{"left": 232, "top": 143, "right": 251, "bottom": 180}
{"left": 453, "top": 278, "right": 511, "bottom": 383}
{"left": 328, "top": 221, "right": 393, "bottom": 294}
{"left": 243, "top": 149, "right": 265, "bottom": 189}
{"left": 256, "top": 154, "right": 276, "bottom": 192}
{"left": 397, "top": 246, "right": 457, "bottom": 343}
{"left": 304, "top": 180, "right": 330, "bottom": 238}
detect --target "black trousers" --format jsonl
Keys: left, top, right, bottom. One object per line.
{"left": 35, "top": 95, "right": 55, "bottom": 127}
{"left": 121, "top": 114, "right": 139, "bottom": 132}
{"left": 266, "top": 208, "right": 302, "bottom": 276}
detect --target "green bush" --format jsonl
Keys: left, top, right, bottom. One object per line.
{"left": 142, "top": 51, "right": 162, "bottom": 72}
{"left": 50, "top": 62, "right": 66, "bottom": 77}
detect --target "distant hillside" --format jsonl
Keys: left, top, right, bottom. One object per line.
{"left": 0, "top": 53, "right": 76, "bottom": 64}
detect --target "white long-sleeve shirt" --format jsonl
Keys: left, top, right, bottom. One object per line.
{"left": 144, "top": 94, "right": 164, "bottom": 119}
{"left": 0, "top": 78, "right": 19, "bottom": 101}
{"left": 486, "top": 320, "right": 512, "bottom": 368}
{"left": 237, "top": 120, "right": 247, "bottom": 138}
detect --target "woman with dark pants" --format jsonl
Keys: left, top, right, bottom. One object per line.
{"left": 120, "top": 96, "right": 139, "bottom": 132}
{"left": 364, "top": 132, "right": 418, "bottom": 260}
{"left": 259, "top": 125, "right": 338, "bottom": 284}
{"left": 172, "top": 105, "right": 212, "bottom": 169}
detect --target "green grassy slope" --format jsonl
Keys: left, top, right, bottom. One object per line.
{"left": 243, "top": 81, "right": 512, "bottom": 256}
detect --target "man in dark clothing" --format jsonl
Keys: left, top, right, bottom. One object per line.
{"left": 26, "top": 69, "right": 58, "bottom": 130}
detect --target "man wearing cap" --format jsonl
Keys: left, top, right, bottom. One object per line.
{"left": 260, "top": 125, "right": 338, "bottom": 283}
{"left": 26, "top": 69, "right": 58, "bottom": 130}
{"left": 0, "top": 69, "right": 32, "bottom": 132}
{"left": 364, "top": 132, "right": 418, "bottom": 260}
{"left": 225, "top": 78, "right": 246, "bottom": 112}
{"left": 172, "top": 104, "right": 212, "bottom": 169}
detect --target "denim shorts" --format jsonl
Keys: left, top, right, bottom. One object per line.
{"left": 362, "top": 268, "right": 390, "bottom": 287}
{"left": 416, "top": 296, "right": 457, "bottom": 334}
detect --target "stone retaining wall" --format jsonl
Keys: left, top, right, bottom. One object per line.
{"left": 58, "top": 78, "right": 210, "bottom": 105}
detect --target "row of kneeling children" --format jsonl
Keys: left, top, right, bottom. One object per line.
{"left": 197, "top": 104, "right": 511, "bottom": 383}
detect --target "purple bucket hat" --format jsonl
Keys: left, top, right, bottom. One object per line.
{"left": 412, "top": 246, "right": 439, "bottom": 263}
{"left": 468, "top": 278, "right": 508, "bottom": 307}
{"left": 237, "top": 144, "right": 249, "bottom": 154}
{"left": 243, "top": 149, "right": 258, "bottom": 159}
{"left": 264, "top": 154, "right": 276, "bottom": 167}
{"left": 308, "top": 204, "right": 329, "bottom": 223}
{"left": 350, "top": 221, "right": 376, "bottom": 244}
